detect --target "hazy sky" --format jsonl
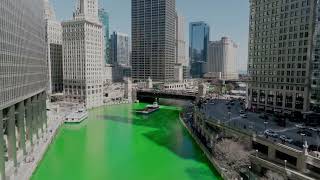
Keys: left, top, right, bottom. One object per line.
{"left": 51, "top": 0, "right": 249, "bottom": 72}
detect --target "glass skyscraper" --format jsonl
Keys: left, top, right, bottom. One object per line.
{"left": 99, "top": 8, "right": 110, "bottom": 64}
{"left": 189, "top": 22, "right": 210, "bottom": 78}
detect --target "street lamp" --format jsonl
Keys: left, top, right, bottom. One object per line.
{"left": 264, "top": 121, "right": 269, "bottom": 131}
{"left": 300, "top": 133, "right": 306, "bottom": 143}
{"left": 255, "top": 149, "right": 258, "bottom": 157}
{"left": 248, "top": 166, "right": 252, "bottom": 180}
{"left": 228, "top": 111, "right": 231, "bottom": 126}
{"left": 284, "top": 160, "right": 287, "bottom": 170}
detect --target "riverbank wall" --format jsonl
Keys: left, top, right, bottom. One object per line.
{"left": 179, "top": 113, "right": 227, "bottom": 180}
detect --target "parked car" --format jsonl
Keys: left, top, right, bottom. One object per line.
{"left": 264, "top": 129, "right": 279, "bottom": 138}
{"left": 308, "top": 145, "right": 320, "bottom": 152}
{"left": 259, "top": 114, "right": 269, "bottom": 120}
{"left": 309, "top": 127, "right": 319, "bottom": 132}
{"left": 295, "top": 124, "right": 305, "bottom": 129}
{"left": 279, "top": 135, "right": 293, "bottom": 143}
{"left": 297, "top": 130, "right": 312, "bottom": 137}
{"left": 240, "top": 114, "right": 248, "bottom": 118}
{"left": 292, "top": 141, "right": 304, "bottom": 148}
{"left": 239, "top": 110, "right": 244, "bottom": 114}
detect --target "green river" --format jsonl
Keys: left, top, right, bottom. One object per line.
{"left": 32, "top": 103, "right": 222, "bottom": 180}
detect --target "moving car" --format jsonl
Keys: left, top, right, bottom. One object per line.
{"left": 264, "top": 129, "right": 279, "bottom": 138}
{"left": 279, "top": 135, "right": 293, "bottom": 143}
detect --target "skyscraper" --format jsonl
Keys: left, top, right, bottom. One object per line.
{"left": 189, "top": 22, "right": 210, "bottom": 78}
{"left": 62, "top": 0, "right": 104, "bottom": 109}
{"left": 45, "top": 0, "right": 63, "bottom": 94}
{"left": 208, "top": 37, "right": 239, "bottom": 80}
{"left": 74, "top": 0, "right": 99, "bottom": 23}
{"left": 99, "top": 8, "right": 110, "bottom": 64}
{"left": 132, "top": 0, "right": 176, "bottom": 82}
{"left": 111, "top": 32, "right": 130, "bottom": 66}
{"left": 247, "top": 0, "right": 317, "bottom": 115}
{"left": 176, "top": 13, "right": 187, "bottom": 66}
{"left": 175, "top": 13, "right": 187, "bottom": 81}
{"left": 0, "top": 0, "right": 48, "bottom": 178}
{"left": 311, "top": 2, "right": 320, "bottom": 113}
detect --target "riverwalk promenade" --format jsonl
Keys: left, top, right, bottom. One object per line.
{"left": 5, "top": 107, "right": 65, "bottom": 180}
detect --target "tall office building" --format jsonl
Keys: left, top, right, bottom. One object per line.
{"left": 248, "top": 0, "right": 317, "bottom": 115}
{"left": 132, "top": 0, "right": 176, "bottom": 82}
{"left": 111, "top": 32, "right": 130, "bottom": 66}
{"left": 311, "top": 2, "right": 320, "bottom": 113}
{"left": 176, "top": 13, "right": 187, "bottom": 66}
{"left": 99, "top": 8, "right": 110, "bottom": 64}
{"left": 45, "top": 0, "right": 63, "bottom": 94}
{"left": 189, "top": 22, "right": 210, "bottom": 78}
{"left": 111, "top": 32, "right": 131, "bottom": 82}
{"left": 62, "top": 0, "right": 104, "bottom": 109}
{"left": 74, "top": 0, "right": 99, "bottom": 23}
{"left": 0, "top": 0, "right": 48, "bottom": 178}
{"left": 175, "top": 13, "right": 187, "bottom": 81}
{"left": 207, "top": 37, "right": 239, "bottom": 80}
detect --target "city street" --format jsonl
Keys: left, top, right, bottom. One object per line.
{"left": 203, "top": 99, "right": 320, "bottom": 151}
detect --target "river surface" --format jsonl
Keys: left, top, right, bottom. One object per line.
{"left": 32, "top": 103, "right": 222, "bottom": 180}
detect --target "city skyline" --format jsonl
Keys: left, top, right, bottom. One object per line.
{"left": 51, "top": 0, "right": 250, "bottom": 73}
{"left": 1, "top": 1, "right": 320, "bottom": 179}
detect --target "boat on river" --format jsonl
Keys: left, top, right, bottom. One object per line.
{"left": 136, "top": 102, "right": 160, "bottom": 114}
{"left": 65, "top": 108, "right": 88, "bottom": 123}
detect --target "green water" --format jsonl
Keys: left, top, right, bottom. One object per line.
{"left": 32, "top": 103, "right": 222, "bottom": 180}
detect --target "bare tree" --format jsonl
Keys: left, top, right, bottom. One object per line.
{"left": 260, "top": 170, "right": 284, "bottom": 180}
{"left": 214, "top": 139, "right": 251, "bottom": 174}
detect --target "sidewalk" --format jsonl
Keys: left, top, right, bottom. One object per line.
{"left": 6, "top": 112, "right": 64, "bottom": 180}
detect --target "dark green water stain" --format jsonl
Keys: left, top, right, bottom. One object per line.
{"left": 31, "top": 103, "right": 222, "bottom": 180}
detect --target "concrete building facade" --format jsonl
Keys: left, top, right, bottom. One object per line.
{"left": 45, "top": 0, "right": 63, "bottom": 94}
{"left": 62, "top": 0, "right": 104, "bottom": 109}
{"left": 174, "top": 64, "right": 184, "bottom": 82}
{"left": 132, "top": 0, "right": 176, "bottom": 81}
{"left": 207, "top": 37, "right": 239, "bottom": 80}
{"left": 0, "top": 0, "right": 48, "bottom": 178}
{"left": 247, "top": 0, "right": 317, "bottom": 115}
{"left": 74, "top": 0, "right": 99, "bottom": 23}
{"left": 311, "top": 1, "right": 320, "bottom": 112}
{"left": 176, "top": 13, "right": 187, "bottom": 66}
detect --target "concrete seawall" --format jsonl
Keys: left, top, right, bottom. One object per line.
{"left": 179, "top": 113, "right": 227, "bottom": 180}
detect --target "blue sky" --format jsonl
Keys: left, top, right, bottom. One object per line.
{"left": 51, "top": 0, "right": 249, "bottom": 72}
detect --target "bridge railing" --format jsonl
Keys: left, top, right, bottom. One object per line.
{"left": 137, "top": 89, "right": 197, "bottom": 96}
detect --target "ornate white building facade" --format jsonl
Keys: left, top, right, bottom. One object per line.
{"left": 62, "top": 0, "right": 104, "bottom": 109}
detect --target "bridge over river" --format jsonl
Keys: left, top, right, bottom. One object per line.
{"left": 136, "top": 89, "right": 198, "bottom": 102}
